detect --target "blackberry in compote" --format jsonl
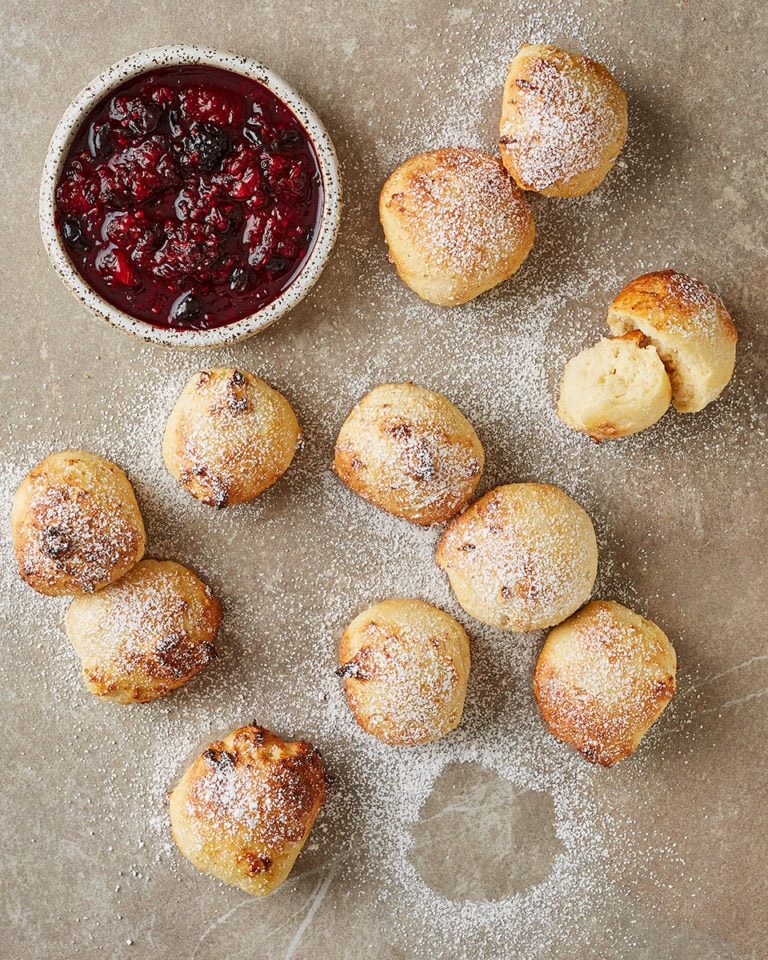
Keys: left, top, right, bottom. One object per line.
{"left": 54, "top": 66, "right": 323, "bottom": 330}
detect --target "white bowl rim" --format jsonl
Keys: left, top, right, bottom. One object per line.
{"left": 39, "top": 44, "right": 341, "bottom": 349}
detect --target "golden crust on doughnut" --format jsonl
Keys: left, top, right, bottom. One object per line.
{"left": 379, "top": 147, "right": 535, "bottom": 306}
{"left": 338, "top": 598, "right": 471, "bottom": 745}
{"left": 607, "top": 270, "right": 737, "bottom": 413}
{"left": 334, "top": 382, "right": 484, "bottom": 525}
{"left": 499, "top": 43, "right": 627, "bottom": 197}
{"left": 534, "top": 600, "right": 677, "bottom": 766}
{"left": 163, "top": 367, "right": 301, "bottom": 508}
{"left": 436, "top": 483, "right": 598, "bottom": 632}
{"left": 64, "top": 559, "right": 221, "bottom": 703}
{"left": 11, "top": 450, "right": 146, "bottom": 596}
{"left": 169, "top": 724, "right": 326, "bottom": 896}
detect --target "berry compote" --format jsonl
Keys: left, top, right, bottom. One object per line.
{"left": 55, "top": 66, "right": 323, "bottom": 330}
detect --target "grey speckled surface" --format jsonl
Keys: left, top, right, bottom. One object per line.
{"left": 1, "top": 2, "right": 766, "bottom": 959}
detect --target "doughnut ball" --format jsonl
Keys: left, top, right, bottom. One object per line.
{"left": 334, "top": 382, "right": 485, "bottom": 525}
{"left": 337, "top": 598, "right": 471, "bottom": 746}
{"left": 163, "top": 368, "right": 301, "bottom": 508}
{"left": 436, "top": 483, "right": 597, "bottom": 632}
{"left": 64, "top": 559, "right": 221, "bottom": 703}
{"left": 499, "top": 43, "right": 628, "bottom": 198}
{"left": 169, "top": 724, "right": 326, "bottom": 896}
{"left": 11, "top": 450, "right": 146, "bottom": 597}
{"left": 379, "top": 147, "right": 535, "bottom": 306}
{"left": 607, "top": 270, "right": 737, "bottom": 413}
{"left": 557, "top": 331, "right": 672, "bottom": 440}
{"left": 534, "top": 600, "right": 677, "bottom": 766}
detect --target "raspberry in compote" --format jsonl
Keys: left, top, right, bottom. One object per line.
{"left": 54, "top": 65, "right": 323, "bottom": 330}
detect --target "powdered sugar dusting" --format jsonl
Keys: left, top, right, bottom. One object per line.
{"left": 437, "top": 484, "right": 597, "bottom": 631}
{"left": 611, "top": 270, "right": 736, "bottom": 343}
{"left": 166, "top": 366, "right": 300, "bottom": 507}
{"left": 12, "top": 456, "right": 144, "bottom": 595}
{"left": 183, "top": 728, "right": 324, "bottom": 850}
{"left": 535, "top": 600, "right": 677, "bottom": 766}
{"left": 339, "top": 600, "right": 468, "bottom": 745}
{"left": 384, "top": 147, "right": 533, "bottom": 276}
{"left": 500, "top": 46, "right": 625, "bottom": 191}
{"left": 66, "top": 559, "right": 219, "bottom": 702}
{"left": 334, "top": 382, "right": 484, "bottom": 524}
{"left": 665, "top": 271, "right": 733, "bottom": 340}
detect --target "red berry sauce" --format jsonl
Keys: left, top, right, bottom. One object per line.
{"left": 55, "top": 66, "right": 323, "bottom": 330}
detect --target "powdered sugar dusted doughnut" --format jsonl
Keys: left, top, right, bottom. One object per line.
{"left": 337, "top": 598, "right": 471, "bottom": 745}
{"left": 607, "top": 270, "right": 737, "bottom": 413}
{"left": 11, "top": 450, "right": 146, "bottom": 596}
{"left": 64, "top": 559, "right": 221, "bottom": 703}
{"left": 436, "top": 483, "right": 598, "bottom": 632}
{"left": 163, "top": 367, "right": 301, "bottom": 508}
{"left": 534, "top": 600, "right": 677, "bottom": 766}
{"left": 379, "top": 147, "right": 535, "bottom": 306}
{"left": 169, "top": 724, "right": 326, "bottom": 896}
{"left": 499, "top": 44, "right": 627, "bottom": 197}
{"left": 333, "top": 382, "right": 484, "bottom": 525}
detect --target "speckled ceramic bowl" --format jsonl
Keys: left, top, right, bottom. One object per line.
{"left": 39, "top": 45, "right": 341, "bottom": 348}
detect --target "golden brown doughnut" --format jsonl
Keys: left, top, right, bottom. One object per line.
{"left": 607, "top": 270, "right": 737, "bottom": 413}
{"left": 169, "top": 724, "right": 326, "bottom": 896}
{"left": 11, "top": 450, "right": 146, "bottom": 596}
{"left": 337, "top": 598, "right": 470, "bottom": 745}
{"left": 499, "top": 43, "right": 628, "bottom": 197}
{"left": 64, "top": 559, "right": 221, "bottom": 703}
{"left": 436, "top": 483, "right": 598, "bottom": 631}
{"left": 379, "top": 147, "right": 535, "bottom": 305}
{"left": 163, "top": 367, "right": 301, "bottom": 508}
{"left": 534, "top": 599, "right": 677, "bottom": 766}
{"left": 334, "top": 382, "right": 484, "bottom": 525}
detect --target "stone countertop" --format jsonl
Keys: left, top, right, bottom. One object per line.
{"left": 1, "top": 1, "right": 766, "bottom": 958}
